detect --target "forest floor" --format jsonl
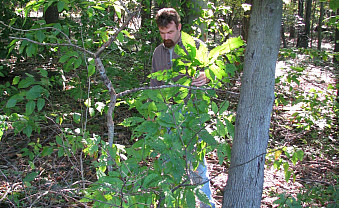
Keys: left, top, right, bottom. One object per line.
{"left": 0, "top": 42, "right": 338, "bottom": 207}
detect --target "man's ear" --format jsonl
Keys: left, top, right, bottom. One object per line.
{"left": 178, "top": 23, "right": 182, "bottom": 31}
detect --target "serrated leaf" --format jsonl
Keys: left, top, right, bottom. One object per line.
{"left": 24, "top": 172, "right": 38, "bottom": 182}
{"left": 57, "top": 1, "right": 65, "bottom": 12}
{"left": 18, "top": 77, "right": 35, "bottom": 88}
{"left": 88, "top": 64, "right": 95, "bottom": 76}
{"left": 37, "top": 98, "right": 45, "bottom": 111}
{"left": 216, "top": 119, "right": 226, "bottom": 137}
{"left": 36, "top": 30, "right": 45, "bottom": 43}
{"left": 211, "top": 102, "right": 218, "bottom": 114}
{"left": 23, "top": 124, "right": 33, "bottom": 137}
{"left": 56, "top": 135, "right": 63, "bottom": 145}
{"left": 219, "top": 101, "right": 229, "bottom": 114}
{"left": 6, "top": 94, "right": 24, "bottom": 108}
{"left": 74, "top": 58, "right": 82, "bottom": 69}
{"left": 26, "top": 85, "right": 44, "bottom": 100}
{"left": 41, "top": 146, "right": 54, "bottom": 157}
{"left": 26, "top": 100, "right": 36, "bottom": 115}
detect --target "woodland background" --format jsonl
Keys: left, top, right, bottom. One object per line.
{"left": 0, "top": 0, "right": 338, "bottom": 207}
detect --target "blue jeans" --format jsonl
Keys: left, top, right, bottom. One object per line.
{"left": 192, "top": 158, "right": 216, "bottom": 208}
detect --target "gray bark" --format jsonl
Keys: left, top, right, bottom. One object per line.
{"left": 222, "top": 0, "right": 282, "bottom": 207}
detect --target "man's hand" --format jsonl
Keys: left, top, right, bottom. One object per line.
{"left": 191, "top": 72, "right": 208, "bottom": 87}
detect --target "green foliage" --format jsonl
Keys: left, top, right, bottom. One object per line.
{"left": 80, "top": 32, "right": 242, "bottom": 207}
{"left": 3, "top": 68, "right": 50, "bottom": 137}
{"left": 274, "top": 179, "right": 339, "bottom": 207}
{"left": 267, "top": 147, "right": 304, "bottom": 182}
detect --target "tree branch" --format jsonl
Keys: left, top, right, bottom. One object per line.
{"left": 8, "top": 36, "right": 95, "bottom": 56}
{"left": 94, "top": 10, "right": 139, "bottom": 58}
{"left": 116, "top": 84, "right": 239, "bottom": 99}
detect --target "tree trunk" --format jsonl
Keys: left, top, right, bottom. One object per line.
{"left": 317, "top": 2, "right": 324, "bottom": 50}
{"left": 298, "top": 0, "right": 304, "bottom": 18}
{"left": 297, "top": 0, "right": 311, "bottom": 48}
{"left": 222, "top": 0, "right": 282, "bottom": 207}
{"left": 44, "top": 3, "right": 59, "bottom": 24}
{"left": 241, "top": 0, "right": 253, "bottom": 42}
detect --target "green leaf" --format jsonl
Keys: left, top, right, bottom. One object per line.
{"left": 120, "top": 117, "right": 145, "bottom": 127}
{"left": 209, "top": 37, "right": 244, "bottom": 64}
{"left": 89, "top": 107, "right": 95, "bottom": 117}
{"left": 26, "top": 43, "right": 37, "bottom": 57}
{"left": 57, "top": 1, "right": 65, "bottom": 12}
{"left": 117, "top": 32, "right": 124, "bottom": 43}
{"left": 211, "top": 102, "right": 218, "bottom": 114}
{"left": 26, "top": 100, "right": 36, "bottom": 115}
{"left": 143, "top": 173, "right": 158, "bottom": 187}
{"left": 37, "top": 68, "right": 48, "bottom": 78}
{"left": 37, "top": 98, "right": 45, "bottom": 111}
{"left": 186, "top": 190, "right": 196, "bottom": 208}
{"left": 26, "top": 85, "right": 44, "bottom": 100}
{"left": 12, "top": 76, "right": 20, "bottom": 85}
{"left": 23, "top": 124, "right": 33, "bottom": 137}
{"left": 24, "top": 172, "right": 38, "bottom": 182}
{"left": 74, "top": 58, "right": 82, "bottom": 69}
{"left": 329, "top": 0, "right": 339, "bottom": 10}
{"left": 56, "top": 135, "right": 63, "bottom": 145}
{"left": 113, "top": 3, "right": 122, "bottom": 19}
{"left": 225, "top": 118, "right": 234, "bottom": 139}
{"left": 92, "top": 5, "right": 105, "bottom": 10}
{"left": 6, "top": 94, "right": 24, "bottom": 108}
{"left": 36, "top": 30, "right": 45, "bottom": 43}
{"left": 219, "top": 101, "right": 229, "bottom": 114}
{"left": 41, "top": 146, "right": 54, "bottom": 157}
{"left": 216, "top": 119, "right": 226, "bottom": 137}
{"left": 18, "top": 77, "right": 35, "bottom": 88}
{"left": 88, "top": 64, "right": 95, "bottom": 76}
{"left": 73, "top": 113, "right": 81, "bottom": 124}
{"left": 181, "top": 31, "right": 197, "bottom": 60}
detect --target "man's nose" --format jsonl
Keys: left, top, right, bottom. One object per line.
{"left": 164, "top": 33, "right": 169, "bottom": 39}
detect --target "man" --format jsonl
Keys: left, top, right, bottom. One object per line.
{"left": 151, "top": 8, "right": 207, "bottom": 88}
{"left": 151, "top": 8, "right": 215, "bottom": 208}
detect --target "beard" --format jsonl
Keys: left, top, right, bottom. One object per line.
{"left": 163, "top": 39, "right": 175, "bottom": 48}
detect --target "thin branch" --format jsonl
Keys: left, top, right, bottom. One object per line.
{"left": 0, "top": 21, "right": 71, "bottom": 43}
{"left": 94, "top": 10, "right": 139, "bottom": 57}
{"left": 116, "top": 84, "right": 239, "bottom": 99}
{"left": 9, "top": 36, "right": 95, "bottom": 56}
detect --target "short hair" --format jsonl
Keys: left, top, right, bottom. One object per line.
{"left": 155, "top": 8, "right": 181, "bottom": 29}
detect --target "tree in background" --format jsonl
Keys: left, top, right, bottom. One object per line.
{"left": 222, "top": 0, "right": 282, "bottom": 206}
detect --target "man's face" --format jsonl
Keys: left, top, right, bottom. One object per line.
{"left": 159, "top": 21, "right": 181, "bottom": 48}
